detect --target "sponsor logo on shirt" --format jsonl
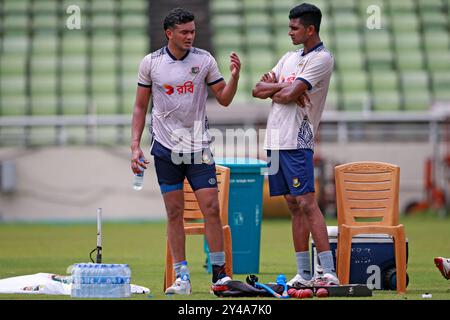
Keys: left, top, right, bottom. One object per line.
{"left": 163, "top": 84, "right": 174, "bottom": 95}
{"left": 190, "top": 66, "right": 200, "bottom": 75}
{"left": 163, "top": 81, "right": 195, "bottom": 95}
{"left": 280, "top": 73, "right": 296, "bottom": 84}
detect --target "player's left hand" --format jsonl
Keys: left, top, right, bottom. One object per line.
{"left": 296, "top": 92, "right": 310, "bottom": 107}
{"left": 229, "top": 52, "right": 241, "bottom": 78}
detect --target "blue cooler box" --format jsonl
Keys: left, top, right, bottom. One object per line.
{"left": 311, "top": 227, "right": 409, "bottom": 290}
{"left": 205, "top": 157, "right": 267, "bottom": 274}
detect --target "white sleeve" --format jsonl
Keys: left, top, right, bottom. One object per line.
{"left": 271, "top": 52, "right": 290, "bottom": 81}
{"left": 206, "top": 55, "right": 224, "bottom": 86}
{"left": 295, "top": 53, "right": 333, "bottom": 90}
{"left": 137, "top": 55, "right": 152, "bottom": 87}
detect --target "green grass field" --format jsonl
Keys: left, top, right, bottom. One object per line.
{"left": 0, "top": 214, "right": 449, "bottom": 300}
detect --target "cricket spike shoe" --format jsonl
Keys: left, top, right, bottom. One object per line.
{"left": 434, "top": 257, "right": 450, "bottom": 280}
{"left": 312, "top": 273, "right": 340, "bottom": 287}
{"left": 165, "top": 277, "right": 192, "bottom": 295}
{"left": 286, "top": 274, "right": 314, "bottom": 287}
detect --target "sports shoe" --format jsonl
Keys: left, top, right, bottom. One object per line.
{"left": 165, "top": 277, "right": 192, "bottom": 295}
{"left": 312, "top": 273, "right": 340, "bottom": 287}
{"left": 434, "top": 257, "right": 450, "bottom": 280}
{"left": 213, "top": 275, "right": 232, "bottom": 286}
{"left": 286, "top": 274, "right": 313, "bottom": 288}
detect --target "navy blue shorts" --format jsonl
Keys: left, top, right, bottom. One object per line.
{"left": 151, "top": 140, "right": 217, "bottom": 194}
{"left": 266, "top": 149, "right": 315, "bottom": 197}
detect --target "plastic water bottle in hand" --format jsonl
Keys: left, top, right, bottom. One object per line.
{"left": 133, "top": 157, "right": 145, "bottom": 191}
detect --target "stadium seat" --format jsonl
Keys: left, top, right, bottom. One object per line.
{"left": 120, "top": 0, "right": 147, "bottom": 12}
{"left": 370, "top": 70, "right": 401, "bottom": 111}
{"left": 342, "top": 91, "right": 371, "bottom": 111}
{"left": 211, "top": 0, "right": 241, "bottom": 14}
{"left": 340, "top": 71, "right": 368, "bottom": 92}
{"left": 335, "top": 31, "right": 362, "bottom": 52}
{"left": 421, "top": 12, "right": 448, "bottom": 31}
{"left": 395, "top": 50, "right": 424, "bottom": 71}
{"left": 333, "top": 12, "right": 360, "bottom": 32}
{"left": 388, "top": 0, "right": 415, "bottom": 13}
{"left": 334, "top": 161, "right": 407, "bottom": 294}
{"left": 431, "top": 72, "right": 450, "bottom": 101}
{"left": 164, "top": 165, "right": 233, "bottom": 292}
{"left": 417, "top": 0, "right": 444, "bottom": 12}
{"left": 368, "top": 50, "right": 395, "bottom": 71}
{"left": 329, "top": 0, "right": 356, "bottom": 13}
{"left": 426, "top": 51, "right": 450, "bottom": 71}
{"left": 326, "top": 76, "right": 338, "bottom": 110}
{"left": 391, "top": 14, "right": 419, "bottom": 32}
{"left": 336, "top": 50, "right": 364, "bottom": 70}
{"left": 401, "top": 71, "right": 431, "bottom": 110}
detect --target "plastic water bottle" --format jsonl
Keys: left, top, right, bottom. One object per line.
{"left": 71, "top": 264, "right": 81, "bottom": 297}
{"left": 132, "top": 158, "right": 145, "bottom": 190}
{"left": 93, "top": 264, "right": 100, "bottom": 297}
{"left": 71, "top": 263, "right": 131, "bottom": 298}
{"left": 105, "top": 265, "right": 113, "bottom": 297}
{"left": 86, "top": 264, "right": 94, "bottom": 298}
{"left": 123, "top": 264, "right": 131, "bottom": 297}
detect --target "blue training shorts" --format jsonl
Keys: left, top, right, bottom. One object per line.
{"left": 266, "top": 149, "right": 315, "bottom": 197}
{"left": 150, "top": 140, "right": 218, "bottom": 194}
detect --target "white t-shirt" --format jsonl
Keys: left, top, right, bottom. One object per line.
{"left": 264, "top": 42, "right": 334, "bottom": 150}
{"left": 137, "top": 46, "right": 224, "bottom": 153}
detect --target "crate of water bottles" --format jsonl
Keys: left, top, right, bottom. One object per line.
{"left": 71, "top": 263, "right": 131, "bottom": 298}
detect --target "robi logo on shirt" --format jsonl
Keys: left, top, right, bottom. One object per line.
{"left": 163, "top": 81, "right": 195, "bottom": 95}
{"left": 280, "top": 73, "right": 296, "bottom": 84}
{"left": 163, "top": 84, "right": 175, "bottom": 95}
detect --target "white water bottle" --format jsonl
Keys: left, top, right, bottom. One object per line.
{"left": 133, "top": 157, "right": 145, "bottom": 191}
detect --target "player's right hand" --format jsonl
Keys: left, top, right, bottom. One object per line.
{"left": 260, "top": 71, "right": 276, "bottom": 83}
{"left": 131, "top": 147, "right": 149, "bottom": 174}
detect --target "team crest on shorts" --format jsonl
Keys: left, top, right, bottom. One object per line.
{"left": 293, "top": 178, "right": 301, "bottom": 188}
{"left": 191, "top": 66, "right": 200, "bottom": 75}
{"left": 208, "top": 178, "right": 216, "bottom": 185}
{"left": 202, "top": 153, "right": 211, "bottom": 164}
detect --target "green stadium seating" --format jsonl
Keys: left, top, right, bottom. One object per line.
{"left": 1, "top": 0, "right": 449, "bottom": 122}
{"left": 395, "top": 50, "right": 424, "bottom": 71}
{"left": 400, "top": 71, "right": 431, "bottom": 110}
{"left": 431, "top": 72, "right": 450, "bottom": 100}
{"left": 340, "top": 71, "right": 368, "bottom": 92}
{"left": 342, "top": 91, "right": 370, "bottom": 111}
{"left": 388, "top": 0, "right": 415, "bottom": 12}
{"left": 333, "top": 12, "right": 360, "bottom": 32}
{"left": 210, "top": 0, "right": 242, "bottom": 15}
{"left": 370, "top": 70, "right": 401, "bottom": 111}
{"left": 0, "top": 0, "right": 149, "bottom": 119}
{"left": 426, "top": 51, "right": 450, "bottom": 71}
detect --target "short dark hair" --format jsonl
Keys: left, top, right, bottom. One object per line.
{"left": 289, "top": 3, "right": 322, "bottom": 33}
{"left": 163, "top": 8, "right": 195, "bottom": 30}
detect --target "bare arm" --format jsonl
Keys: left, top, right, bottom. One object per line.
{"left": 209, "top": 52, "right": 241, "bottom": 107}
{"left": 252, "top": 81, "right": 290, "bottom": 99}
{"left": 272, "top": 79, "right": 309, "bottom": 105}
{"left": 252, "top": 71, "right": 288, "bottom": 99}
{"left": 130, "top": 86, "right": 151, "bottom": 174}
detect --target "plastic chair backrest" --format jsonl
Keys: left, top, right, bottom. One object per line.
{"left": 183, "top": 165, "right": 230, "bottom": 225}
{"left": 335, "top": 161, "right": 400, "bottom": 227}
